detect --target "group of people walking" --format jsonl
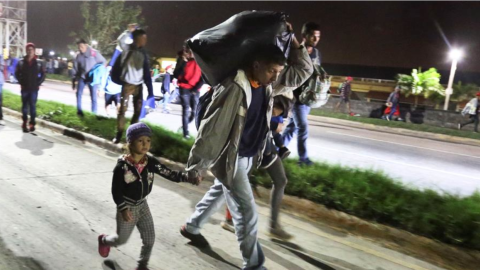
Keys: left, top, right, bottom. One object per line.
{"left": 2, "top": 13, "right": 479, "bottom": 270}
{"left": 95, "top": 19, "right": 322, "bottom": 270}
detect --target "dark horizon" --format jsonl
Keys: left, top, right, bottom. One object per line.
{"left": 27, "top": 1, "right": 480, "bottom": 75}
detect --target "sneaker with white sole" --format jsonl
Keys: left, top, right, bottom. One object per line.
{"left": 220, "top": 220, "right": 235, "bottom": 233}
{"left": 98, "top": 234, "right": 110, "bottom": 258}
{"left": 260, "top": 153, "right": 278, "bottom": 169}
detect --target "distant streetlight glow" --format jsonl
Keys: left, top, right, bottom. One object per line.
{"left": 69, "top": 50, "right": 75, "bottom": 56}
{"left": 449, "top": 49, "right": 463, "bottom": 61}
{"left": 444, "top": 48, "right": 464, "bottom": 110}
{"left": 49, "top": 51, "right": 55, "bottom": 56}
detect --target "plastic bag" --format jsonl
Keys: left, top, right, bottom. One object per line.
{"left": 139, "top": 96, "right": 157, "bottom": 120}
{"left": 187, "top": 10, "right": 288, "bottom": 86}
{"left": 299, "top": 72, "right": 331, "bottom": 108}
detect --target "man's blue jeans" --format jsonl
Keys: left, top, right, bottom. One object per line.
{"left": 76, "top": 78, "right": 98, "bottom": 114}
{"left": 186, "top": 157, "right": 265, "bottom": 270}
{"left": 21, "top": 90, "right": 38, "bottom": 124}
{"left": 282, "top": 103, "right": 310, "bottom": 162}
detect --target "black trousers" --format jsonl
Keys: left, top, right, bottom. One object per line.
{"left": 180, "top": 88, "right": 199, "bottom": 137}
{"left": 461, "top": 114, "right": 479, "bottom": 132}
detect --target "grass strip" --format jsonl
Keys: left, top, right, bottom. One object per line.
{"left": 46, "top": 74, "right": 72, "bottom": 82}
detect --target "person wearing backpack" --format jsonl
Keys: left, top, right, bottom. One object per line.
{"left": 72, "top": 39, "right": 106, "bottom": 116}
{"left": 177, "top": 44, "right": 202, "bottom": 139}
{"left": 281, "top": 22, "right": 323, "bottom": 166}
{"left": 180, "top": 22, "right": 313, "bottom": 270}
{"left": 112, "top": 29, "right": 154, "bottom": 144}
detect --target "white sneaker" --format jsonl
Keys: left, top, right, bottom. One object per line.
{"left": 220, "top": 220, "right": 235, "bottom": 233}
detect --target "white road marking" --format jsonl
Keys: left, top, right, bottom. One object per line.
{"left": 307, "top": 143, "right": 480, "bottom": 184}
{"left": 327, "top": 130, "right": 480, "bottom": 159}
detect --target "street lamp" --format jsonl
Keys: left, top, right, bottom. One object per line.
{"left": 444, "top": 48, "right": 464, "bottom": 110}
{"left": 69, "top": 50, "right": 75, "bottom": 56}
{"left": 49, "top": 51, "right": 55, "bottom": 56}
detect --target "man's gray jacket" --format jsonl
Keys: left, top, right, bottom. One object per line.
{"left": 186, "top": 46, "right": 313, "bottom": 189}
{"left": 73, "top": 46, "right": 106, "bottom": 80}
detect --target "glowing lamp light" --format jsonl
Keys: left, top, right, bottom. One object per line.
{"left": 449, "top": 49, "right": 463, "bottom": 61}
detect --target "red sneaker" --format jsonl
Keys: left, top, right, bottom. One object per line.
{"left": 98, "top": 234, "right": 110, "bottom": 258}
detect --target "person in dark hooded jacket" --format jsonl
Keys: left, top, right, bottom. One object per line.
{"left": 15, "top": 42, "right": 46, "bottom": 132}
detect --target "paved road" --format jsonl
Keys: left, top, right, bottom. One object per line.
{"left": 4, "top": 81, "right": 480, "bottom": 196}
{"left": 0, "top": 117, "right": 445, "bottom": 270}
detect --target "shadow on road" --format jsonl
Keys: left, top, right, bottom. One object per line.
{"left": 15, "top": 133, "right": 54, "bottom": 156}
{"left": 267, "top": 238, "right": 368, "bottom": 270}
{"left": 187, "top": 244, "right": 242, "bottom": 270}
{"left": 0, "top": 236, "right": 47, "bottom": 270}
{"left": 261, "top": 238, "right": 337, "bottom": 270}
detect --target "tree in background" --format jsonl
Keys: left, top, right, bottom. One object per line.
{"left": 451, "top": 81, "right": 480, "bottom": 101}
{"left": 428, "top": 81, "right": 480, "bottom": 109}
{"left": 396, "top": 68, "right": 445, "bottom": 106}
{"left": 70, "top": 1, "right": 145, "bottom": 55}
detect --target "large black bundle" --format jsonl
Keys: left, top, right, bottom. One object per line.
{"left": 187, "top": 10, "right": 289, "bottom": 86}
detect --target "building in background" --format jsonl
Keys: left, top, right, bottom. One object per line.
{"left": 0, "top": 1, "right": 27, "bottom": 59}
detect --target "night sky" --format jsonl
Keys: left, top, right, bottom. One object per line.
{"left": 27, "top": 1, "right": 480, "bottom": 73}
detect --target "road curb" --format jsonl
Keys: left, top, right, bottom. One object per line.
{"left": 2, "top": 107, "right": 189, "bottom": 173}
{"left": 3, "top": 107, "right": 479, "bottom": 270}
{"left": 308, "top": 115, "right": 480, "bottom": 147}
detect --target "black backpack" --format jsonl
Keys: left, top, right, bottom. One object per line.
{"left": 195, "top": 87, "right": 214, "bottom": 130}
{"left": 111, "top": 50, "right": 135, "bottom": 86}
{"left": 110, "top": 54, "right": 124, "bottom": 86}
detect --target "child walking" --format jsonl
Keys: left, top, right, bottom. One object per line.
{"left": 260, "top": 95, "right": 293, "bottom": 169}
{"left": 98, "top": 122, "right": 198, "bottom": 270}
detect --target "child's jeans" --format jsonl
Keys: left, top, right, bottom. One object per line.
{"left": 105, "top": 202, "right": 155, "bottom": 268}
{"left": 158, "top": 91, "right": 171, "bottom": 111}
